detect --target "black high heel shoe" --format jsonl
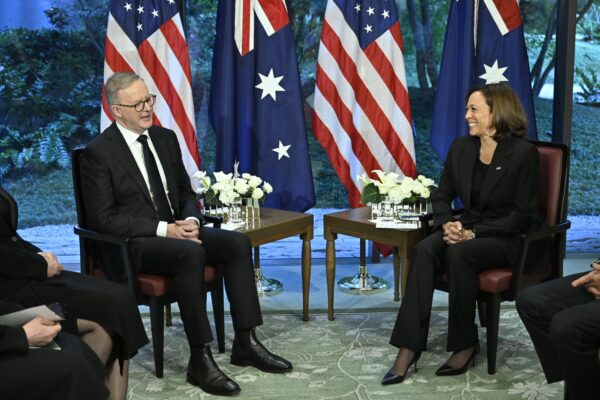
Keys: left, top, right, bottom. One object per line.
{"left": 435, "top": 342, "right": 480, "bottom": 376}
{"left": 381, "top": 351, "right": 421, "bottom": 385}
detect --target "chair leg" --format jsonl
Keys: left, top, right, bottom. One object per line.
{"left": 485, "top": 294, "right": 501, "bottom": 375}
{"left": 149, "top": 297, "right": 165, "bottom": 378}
{"left": 477, "top": 299, "right": 487, "bottom": 327}
{"left": 211, "top": 277, "right": 226, "bottom": 354}
{"left": 165, "top": 304, "right": 172, "bottom": 327}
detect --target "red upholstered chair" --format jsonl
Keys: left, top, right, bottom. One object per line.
{"left": 420, "top": 140, "right": 571, "bottom": 374}
{"left": 71, "top": 148, "right": 225, "bottom": 378}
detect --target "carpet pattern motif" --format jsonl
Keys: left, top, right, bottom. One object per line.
{"left": 128, "top": 311, "right": 563, "bottom": 399}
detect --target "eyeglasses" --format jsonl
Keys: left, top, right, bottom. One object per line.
{"left": 115, "top": 94, "right": 156, "bottom": 112}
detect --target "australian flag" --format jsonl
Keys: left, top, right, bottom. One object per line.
{"left": 209, "top": 0, "right": 315, "bottom": 212}
{"left": 430, "top": 0, "right": 538, "bottom": 160}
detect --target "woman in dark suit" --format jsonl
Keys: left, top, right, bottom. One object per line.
{"left": 382, "top": 83, "right": 544, "bottom": 384}
{"left": 0, "top": 300, "right": 110, "bottom": 399}
{"left": 0, "top": 186, "right": 149, "bottom": 399}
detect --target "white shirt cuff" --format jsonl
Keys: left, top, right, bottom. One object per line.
{"left": 156, "top": 221, "right": 168, "bottom": 237}
{"left": 185, "top": 216, "right": 200, "bottom": 227}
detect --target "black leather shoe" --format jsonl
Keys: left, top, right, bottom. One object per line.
{"left": 231, "top": 329, "right": 293, "bottom": 373}
{"left": 187, "top": 346, "right": 240, "bottom": 396}
{"left": 381, "top": 352, "right": 421, "bottom": 385}
{"left": 435, "top": 342, "right": 480, "bottom": 376}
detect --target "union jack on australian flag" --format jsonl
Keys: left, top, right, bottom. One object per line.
{"left": 209, "top": 0, "right": 316, "bottom": 212}
{"left": 102, "top": 0, "right": 200, "bottom": 179}
{"left": 430, "top": 0, "right": 538, "bottom": 160}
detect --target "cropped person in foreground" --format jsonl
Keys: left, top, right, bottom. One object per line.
{"left": 0, "top": 185, "right": 149, "bottom": 399}
{"left": 516, "top": 259, "right": 600, "bottom": 400}
{"left": 79, "top": 72, "right": 292, "bottom": 396}
{"left": 0, "top": 299, "right": 110, "bottom": 399}
{"left": 382, "top": 83, "right": 544, "bottom": 385}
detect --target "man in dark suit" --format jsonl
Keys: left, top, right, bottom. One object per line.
{"left": 79, "top": 72, "right": 292, "bottom": 396}
{"left": 517, "top": 261, "right": 600, "bottom": 400}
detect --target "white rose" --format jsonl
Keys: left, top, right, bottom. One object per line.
{"left": 234, "top": 179, "right": 250, "bottom": 195}
{"left": 214, "top": 171, "right": 233, "bottom": 183}
{"left": 417, "top": 175, "right": 435, "bottom": 187}
{"left": 248, "top": 176, "right": 262, "bottom": 188}
{"left": 242, "top": 173, "right": 252, "bottom": 180}
{"left": 262, "top": 182, "right": 273, "bottom": 194}
{"left": 357, "top": 173, "right": 372, "bottom": 186}
{"left": 218, "top": 190, "right": 236, "bottom": 205}
{"left": 251, "top": 188, "right": 264, "bottom": 200}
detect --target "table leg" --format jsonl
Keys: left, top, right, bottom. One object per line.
{"left": 326, "top": 238, "right": 336, "bottom": 321}
{"left": 393, "top": 246, "right": 400, "bottom": 301}
{"left": 302, "top": 238, "right": 311, "bottom": 321}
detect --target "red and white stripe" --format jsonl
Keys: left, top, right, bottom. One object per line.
{"left": 483, "top": 0, "right": 522, "bottom": 36}
{"left": 313, "top": 1, "right": 416, "bottom": 207}
{"left": 102, "top": 11, "right": 200, "bottom": 180}
{"left": 234, "top": 0, "right": 289, "bottom": 56}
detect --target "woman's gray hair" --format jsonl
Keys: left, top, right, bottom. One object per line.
{"left": 105, "top": 72, "right": 143, "bottom": 106}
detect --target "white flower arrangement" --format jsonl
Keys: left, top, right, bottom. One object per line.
{"left": 358, "top": 170, "right": 436, "bottom": 205}
{"left": 192, "top": 171, "right": 273, "bottom": 205}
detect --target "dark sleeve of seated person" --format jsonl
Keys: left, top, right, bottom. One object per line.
{"left": 0, "top": 300, "right": 109, "bottom": 400}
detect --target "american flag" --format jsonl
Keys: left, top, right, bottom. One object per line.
{"left": 312, "top": 0, "right": 416, "bottom": 208}
{"left": 430, "top": 0, "right": 537, "bottom": 160}
{"left": 101, "top": 0, "right": 200, "bottom": 178}
{"left": 209, "top": 0, "right": 315, "bottom": 212}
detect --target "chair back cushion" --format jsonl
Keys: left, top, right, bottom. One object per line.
{"left": 536, "top": 144, "right": 566, "bottom": 226}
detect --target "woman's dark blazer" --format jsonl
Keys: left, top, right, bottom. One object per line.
{"left": 0, "top": 187, "right": 48, "bottom": 299}
{"left": 431, "top": 135, "right": 545, "bottom": 264}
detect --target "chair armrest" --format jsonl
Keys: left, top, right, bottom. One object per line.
{"left": 510, "top": 219, "right": 571, "bottom": 296}
{"left": 73, "top": 225, "right": 143, "bottom": 302}
{"left": 74, "top": 225, "right": 128, "bottom": 246}
{"left": 204, "top": 215, "right": 223, "bottom": 229}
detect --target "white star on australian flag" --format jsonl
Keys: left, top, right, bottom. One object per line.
{"left": 272, "top": 140, "right": 291, "bottom": 160}
{"left": 479, "top": 60, "right": 508, "bottom": 84}
{"left": 255, "top": 68, "right": 285, "bottom": 101}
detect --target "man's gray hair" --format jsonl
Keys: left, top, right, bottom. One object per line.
{"left": 105, "top": 72, "right": 143, "bottom": 106}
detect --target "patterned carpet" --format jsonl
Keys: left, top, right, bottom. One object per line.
{"left": 128, "top": 310, "right": 563, "bottom": 399}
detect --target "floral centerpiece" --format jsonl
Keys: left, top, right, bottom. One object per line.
{"left": 358, "top": 170, "right": 436, "bottom": 221}
{"left": 358, "top": 170, "right": 436, "bottom": 205}
{"left": 193, "top": 171, "right": 273, "bottom": 205}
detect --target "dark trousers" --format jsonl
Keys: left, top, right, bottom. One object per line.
{"left": 136, "top": 227, "right": 262, "bottom": 348}
{"left": 390, "top": 231, "right": 510, "bottom": 352}
{"left": 516, "top": 273, "right": 600, "bottom": 400}
{"left": 0, "top": 332, "right": 109, "bottom": 400}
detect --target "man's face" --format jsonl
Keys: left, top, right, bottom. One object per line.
{"left": 111, "top": 80, "right": 154, "bottom": 134}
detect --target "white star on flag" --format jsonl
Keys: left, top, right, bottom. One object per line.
{"left": 479, "top": 60, "right": 509, "bottom": 84}
{"left": 272, "top": 140, "right": 291, "bottom": 160}
{"left": 366, "top": 6, "right": 375, "bottom": 15}
{"left": 124, "top": 2, "right": 132, "bottom": 11}
{"left": 255, "top": 68, "right": 285, "bottom": 101}
{"left": 167, "top": 0, "right": 175, "bottom": 4}
{"left": 137, "top": 5, "right": 144, "bottom": 13}
{"left": 381, "top": 10, "right": 390, "bottom": 19}
{"left": 152, "top": 9, "right": 159, "bottom": 18}
{"left": 354, "top": 3, "right": 361, "bottom": 12}
{"left": 136, "top": 23, "right": 143, "bottom": 31}
{"left": 364, "top": 24, "right": 373, "bottom": 33}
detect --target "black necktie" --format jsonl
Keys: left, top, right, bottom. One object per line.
{"left": 137, "top": 135, "right": 174, "bottom": 222}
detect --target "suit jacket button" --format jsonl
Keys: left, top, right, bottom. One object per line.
{"left": 11, "top": 236, "right": 18, "bottom": 242}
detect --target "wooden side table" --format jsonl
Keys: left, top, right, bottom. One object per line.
{"left": 324, "top": 207, "right": 423, "bottom": 320}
